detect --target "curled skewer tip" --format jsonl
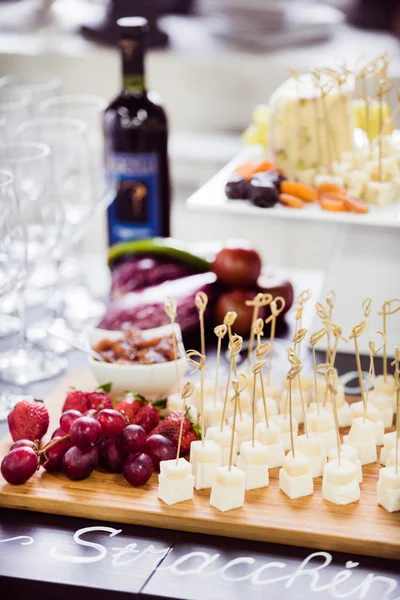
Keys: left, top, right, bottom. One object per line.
{"left": 326, "top": 289, "right": 336, "bottom": 310}
{"left": 185, "top": 349, "right": 207, "bottom": 373}
{"left": 297, "top": 289, "right": 312, "bottom": 306}
{"left": 255, "top": 342, "right": 271, "bottom": 360}
{"left": 287, "top": 364, "right": 302, "bottom": 381}
{"left": 195, "top": 291, "right": 208, "bottom": 313}
{"left": 232, "top": 374, "right": 247, "bottom": 396}
{"left": 252, "top": 358, "right": 268, "bottom": 375}
{"left": 325, "top": 366, "right": 339, "bottom": 395}
{"left": 287, "top": 347, "right": 301, "bottom": 366}
{"left": 181, "top": 381, "right": 194, "bottom": 400}
{"left": 253, "top": 317, "right": 264, "bottom": 336}
{"left": 214, "top": 324, "right": 227, "bottom": 339}
{"left": 164, "top": 296, "right": 177, "bottom": 321}
{"left": 228, "top": 335, "right": 243, "bottom": 358}
{"left": 310, "top": 328, "right": 327, "bottom": 346}
{"left": 265, "top": 296, "right": 286, "bottom": 324}
{"left": 245, "top": 292, "right": 272, "bottom": 308}
{"left": 368, "top": 331, "right": 386, "bottom": 357}
{"left": 378, "top": 298, "right": 400, "bottom": 316}
{"left": 349, "top": 321, "right": 368, "bottom": 339}
{"left": 223, "top": 311, "right": 237, "bottom": 327}
{"left": 362, "top": 297, "right": 372, "bottom": 318}
{"left": 292, "top": 327, "right": 308, "bottom": 345}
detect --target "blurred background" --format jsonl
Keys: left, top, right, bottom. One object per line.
{"left": 1, "top": 0, "right": 399, "bottom": 254}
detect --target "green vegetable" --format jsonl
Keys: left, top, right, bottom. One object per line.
{"left": 107, "top": 237, "right": 211, "bottom": 271}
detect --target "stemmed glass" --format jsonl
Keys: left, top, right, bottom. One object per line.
{"left": 0, "top": 170, "right": 26, "bottom": 418}
{"left": 40, "top": 94, "right": 110, "bottom": 324}
{"left": 0, "top": 142, "right": 67, "bottom": 385}
{"left": 15, "top": 117, "right": 94, "bottom": 352}
{"left": 0, "top": 74, "right": 62, "bottom": 116}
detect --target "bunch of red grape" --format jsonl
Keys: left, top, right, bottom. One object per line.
{"left": 1, "top": 408, "right": 177, "bottom": 487}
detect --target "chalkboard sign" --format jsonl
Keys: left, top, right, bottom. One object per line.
{"left": 0, "top": 509, "right": 399, "bottom": 600}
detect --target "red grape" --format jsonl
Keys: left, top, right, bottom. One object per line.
{"left": 62, "top": 446, "right": 98, "bottom": 480}
{"left": 60, "top": 410, "right": 82, "bottom": 433}
{"left": 84, "top": 409, "right": 97, "bottom": 418}
{"left": 145, "top": 434, "right": 176, "bottom": 471}
{"left": 42, "top": 437, "right": 72, "bottom": 472}
{"left": 10, "top": 439, "right": 37, "bottom": 451}
{"left": 97, "top": 409, "right": 126, "bottom": 437}
{"left": 119, "top": 424, "right": 146, "bottom": 454}
{"left": 212, "top": 245, "right": 262, "bottom": 287}
{"left": 99, "top": 438, "right": 126, "bottom": 473}
{"left": 123, "top": 453, "right": 153, "bottom": 486}
{"left": 69, "top": 416, "right": 103, "bottom": 449}
{"left": 52, "top": 427, "right": 67, "bottom": 439}
{"left": 1, "top": 447, "right": 39, "bottom": 485}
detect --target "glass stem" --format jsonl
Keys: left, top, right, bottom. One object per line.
{"left": 17, "top": 282, "right": 28, "bottom": 349}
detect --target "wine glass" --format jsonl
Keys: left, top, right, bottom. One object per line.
{"left": 0, "top": 169, "right": 26, "bottom": 418}
{"left": 0, "top": 85, "right": 32, "bottom": 142}
{"left": 16, "top": 117, "right": 94, "bottom": 352}
{"left": 0, "top": 142, "right": 67, "bottom": 385}
{"left": 0, "top": 74, "right": 62, "bottom": 116}
{"left": 40, "top": 94, "right": 109, "bottom": 324}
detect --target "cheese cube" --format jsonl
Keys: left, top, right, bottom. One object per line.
{"left": 192, "top": 379, "right": 220, "bottom": 411}
{"left": 386, "top": 446, "right": 400, "bottom": 467}
{"left": 374, "top": 374, "right": 395, "bottom": 396}
{"left": 367, "top": 392, "right": 394, "bottom": 428}
{"left": 328, "top": 444, "right": 363, "bottom": 482}
{"left": 228, "top": 414, "right": 253, "bottom": 452}
{"left": 157, "top": 458, "right": 194, "bottom": 506}
{"left": 341, "top": 148, "right": 369, "bottom": 169}
{"left": 203, "top": 403, "right": 225, "bottom": 430}
{"left": 344, "top": 418, "right": 377, "bottom": 465}
{"left": 237, "top": 440, "right": 269, "bottom": 490}
{"left": 322, "top": 459, "right": 360, "bottom": 505}
{"left": 262, "top": 379, "right": 282, "bottom": 400}
{"left": 364, "top": 181, "right": 397, "bottom": 206}
{"left": 377, "top": 466, "right": 400, "bottom": 512}
{"left": 380, "top": 431, "right": 398, "bottom": 465}
{"left": 279, "top": 451, "right": 313, "bottom": 499}
{"left": 296, "top": 433, "right": 327, "bottom": 478}
{"left": 256, "top": 397, "right": 278, "bottom": 421}
{"left": 343, "top": 169, "right": 369, "bottom": 198}
{"left": 365, "top": 155, "right": 400, "bottom": 182}
{"left": 283, "top": 374, "right": 313, "bottom": 391}
{"left": 271, "top": 414, "right": 298, "bottom": 451}
{"left": 210, "top": 465, "right": 246, "bottom": 512}
{"left": 279, "top": 389, "right": 309, "bottom": 425}
{"left": 350, "top": 402, "right": 384, "bottom": 444}
{"left": 255, "top": 421, "right": 285, "bottom": 468}
{"left": 190, "top": 440, "right": 222, "bottom": 490}
{"left": 206, "top": 425, "right": 237, "bottom": 467}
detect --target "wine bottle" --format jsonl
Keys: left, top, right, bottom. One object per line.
{"left": 104, "top": 16, "right": 170, "bottom": 246}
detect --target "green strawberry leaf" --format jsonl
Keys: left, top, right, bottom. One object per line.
{"left": 34, "top": 398, "right": 44, "bottom": 403}
{"left": 96, "top": 382, "right": 112, "bottom": 393}
{"left": 152, "top": 397, "right": 167, "bottom": 410}
{"left": 124, "top": 392, "right": 148, "bottom": 404}
{"left": 192, "top": 422, "right": 202, "bottom": 440}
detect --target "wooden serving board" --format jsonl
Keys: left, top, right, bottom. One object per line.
{"left": 0, "top": 369, "right": 399, "bottom": 560}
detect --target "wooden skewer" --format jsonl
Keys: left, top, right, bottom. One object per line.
{"left": 176, "top": 381, "right": 194, "bottom": 463}
{"left": 391, "top": 346, "right": 400, "bottom": 474}
{"left": 229, "top": 378, "right": 241, "bottom": 471}
{"left": 164, "top": 297, "right": 181, "bottom": 395}
{"left": 245, "top": 293, "right": 272, "bottom": 369}
{"left": 362, "top": 297, "right": 372, "bottom": 339}
{"left": 326, "top": 367, "right": 341, "bottom": 466}
{"left": 185, "top": 349, "right": 207, "bottom": 447}
{"left": 350, "top": 321, "right": 368, "bottom": 418}
{"left": 220, "top": 335, "right": 243, "bottom": 431}
{"left": 265, "top": 296, "right": 286, "bottom": 386}
{"left": 310, "top": 328, "right": 327, "bottom": 416}
{"left": 316, "top": 301, "right": 331, "bottom": 365}
{"left": 366, "top": 332, "right": 385, "bottom": 407}
{"left": 378, "top": 299, "right": 400, "bottom": 381}
{"left": 255, "top": 340, "right": 271, "bottom": 428}
{"left": 328, "top": 322, "right": 348, "bottom": 369}
{"left": 213, "top": 324, "right": 227, "bottom": 408}
{"left": 287, "top": 363, "right": 301, "bottom": 457}
{"left": 195, "top": 291, "right": 208, "bottom": 358}
{"left": 223, "top": 311, "right": 237, "bottom": 343}
{"left": 376, "top": 79, "right": 394, "bottom": 181}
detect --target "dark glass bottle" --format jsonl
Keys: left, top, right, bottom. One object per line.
{"left": 104, "top": 16, "right": 170, "bottom": 246}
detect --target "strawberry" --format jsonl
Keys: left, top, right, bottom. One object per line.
{"left": 8, "top": 399, "right": 49, "bottom": 442}
{"left": 116, "top": 394, "right": 145, "bottom": 421}
{"left": 134, "top": 404, "right": 160, "bottom": 433}
{"left": 149, "top": 410, "right": 200, "bottom": 456}
{"left": 116, "top": 394, "right": 166, "bottom": 433}
{"left": 62, "top": 383, "right": 113, "bottom": 413}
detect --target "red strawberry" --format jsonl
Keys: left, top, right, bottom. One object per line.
{"left": 134, "top": 405, "right": 160, "bottom": 433}
{"left": 149, "top": 411, "right": 200, "bottom": 456}
{"left": 116, "top": 394, "right": 145, "bottom": 421}
{"left": 62, "top": 383, "right": 113, "bottom": 413}
{"left": 8, "top": 399, "right": 49, "bottom": 442}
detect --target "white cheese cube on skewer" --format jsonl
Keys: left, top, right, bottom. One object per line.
{"left": 157, "top": 458, "right": 194, "bottom": 506}
{"left": 255, "top": 421, "right": 285, "bottom": 468}
{"left": 192, "top": 380, "right": 221, "bottom": 411}
{"left": 295, "top": 434, "right": 327, "bottom": 478}
{"left": 283, "top": 374, "right": 313, "bottom": 392}
{"left": 279, "top": 389, "right": 309, "bottom": 425}
{"left": 350, "top": 402, "right": 384, "bottom": 445}
{"left": 279, "top": 451, "right": 313, "bottom": 499}
{"left": 328, "top": 443, "right": 363, "bottom": 482}
{"left": 373, "top": 375, "right": 397, "bottom": 413}
{"left": 237, "top": 440, "right": 269, "bottom": 490}
{"left": 206, "top": 425, "right": 237, "bottom": 467}
{"left": 203, "top": 402, "right": 225, "bottom": 430}
{"left": 210, "top": 465, "right": 246, "bottom": 512}
{"left": 190, "top": 440, "right": 222, "bottom": 490}
{"left": 377, "top": 466, "right": 400, "bottom": 513}
{"left": 380, "top": 431, "right": 398, "bottom": 465}
{"left": 228, "top": 413, "right": 253, "bottom": 452}
{"left": 365, "top": 155, "right": 400, "bottom": 182}
{"left": 343, "top": 418, "right": 377, "bottom": 465}
{"left": 262, "top": 380, "right": 282, "bottom": 400}
{"left": 367, "top": 392, "right": 394, "bottom": 428}
{"left": 343, "top": 170, "right": 369, "bottom": 198}
{"left": 256, "top": 397, "right": 278, "bottom": 420}
{"left": 168, "top": 394, "right": 199, "bottom": 422}
{"left": 364, "top": 181, "right": 397, "bottom": 206}
{"left": 271, "top": 414, "right": 298, "bottom": 451}
{"left": 341, "top": 149, "right": 369, "bottom": 169}
{"left": 386, "top": 447, "right": 400, "bottom": 467}
{"left": 322, "top": 459, "right": 360, "bottom": 505}
{"left": 307, "top": 410, "right": 338, "bottom": 453}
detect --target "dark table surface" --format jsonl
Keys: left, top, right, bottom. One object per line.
{"left": 0, "top": 335, "right": 399, "bottom": 599}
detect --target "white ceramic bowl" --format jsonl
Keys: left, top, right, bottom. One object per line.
{"left": 86, "top": 324, "right": 187, "bottom": 400}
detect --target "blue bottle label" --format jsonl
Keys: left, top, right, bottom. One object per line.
{"left": 107, "top": 152, "right": 160, "bottom": 245}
